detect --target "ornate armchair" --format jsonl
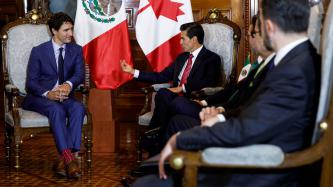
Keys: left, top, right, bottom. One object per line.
{"left": 169, "top": 1, "right": 333, "bottom": 187}
{"left": 2, "top": 9, "right": 92, "bottom": 169}
{"left": 135, "top": 9, "right": 241, "bottom": 162}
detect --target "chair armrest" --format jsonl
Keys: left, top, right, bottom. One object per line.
{"left": 75, "top": 84, "right": 90, "bottom": 95}
{"left": 191, "top": 86, "right": 224, "bottom": 99}
{"left": 152, "top": 83, "right": 171, "bottom": 91}
{"left": 5, "top": 84, "right": 20, "bottom": 97}
{"left": 170, "top": 145, "right": 284, "bottom": 171}
{"left": 139, "top": 86, "right": 155, "bottom": 116}
{"left": 201, "top": 145, "right": 284, "bottom": 167}
{"left": 139, "top": 83, "right": 171, "bottom": 115}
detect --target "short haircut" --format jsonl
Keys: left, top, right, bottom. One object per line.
{"left": 261, "top": 0, "right": 310, "bottom": 33}
{"left": 180, "top": 22, "right": 204, "bottom": 44}
{"left": 48, "top": 12, "right": 74, "bottom": 36}
{"left": 251, "top": 15, "right": 258, "bottom": 30}
{"left": 257, "top": 14, "right": 262, "bottom": 36}
{"left": 250, "top": 15, "right": 258, "bottom": 38}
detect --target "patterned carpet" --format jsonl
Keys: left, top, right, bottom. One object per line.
{"left": 0, "top": 123, "right": 138, "bottom": 187}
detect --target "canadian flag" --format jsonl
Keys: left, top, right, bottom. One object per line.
{"left": 136, "top": 0, "right": 193, "bottom": 72}
{"left": 74, "top": 0, "right": 133, "bottom": 89}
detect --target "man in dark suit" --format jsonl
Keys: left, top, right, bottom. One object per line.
{"left": 133, "top": 0, "right": 321, "bottom": 186}
{"left": 22, "top": 12, "right": 85, "bottom": 178}
{"left": 165, "top": 15, "right": 275, "bottom": 138}
{"left": 121, "top": 22, "right": 221, "bottom": 131}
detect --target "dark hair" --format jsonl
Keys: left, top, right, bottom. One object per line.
{"left": 250, "top": 15, "right": 258, "bottom": 38}
{"left": 261, "top": 0, "right": 310, "bottom": 33}
{"left": 48, "top": 12, "right": 74, "bottom": 36}
{"left": 257, "top": 14, "right": 262, "bottom": 36}
{"left": 180, "top": 22, "right": 204, "bottom": 44}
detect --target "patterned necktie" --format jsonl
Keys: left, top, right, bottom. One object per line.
{"left": 58, "top": 47, "right": 65, "bottom": 84}
{"left": 179, "top": 54, "right": 193, "bottom": 86}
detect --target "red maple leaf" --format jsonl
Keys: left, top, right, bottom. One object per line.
{"left": 148, "top": 0, "right": 184, "bottom": 22}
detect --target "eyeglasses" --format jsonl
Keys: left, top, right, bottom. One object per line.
{"left": 250, "top": 30, "right": 260, "bottom": 38}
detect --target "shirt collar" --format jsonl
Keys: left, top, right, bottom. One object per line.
{"left": 262, "top": 53, "right": 276, "bottom": 67}
{"left": 190, "top": 45, "right": 203, "bottom": 60}
{"left": 51, "top": 38, "right": 66, "bottom": 52}
{"left": 274, "top": 37, "right": 308, "bottom": 66}
{"left": 257, "top": 56, "right": 264, "bottom": 64}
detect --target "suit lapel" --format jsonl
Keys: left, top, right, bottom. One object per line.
{"left": 175, "top": 53, "right": 189, "bottom": 81}
{"left": 64, "top": 44, "right": 73, "bottom": 79}
{"left": 46, "top": 40, "right": 57, "bottom": 73}
{"left": 250, "top": 60, "right": 272, "bottom": 87}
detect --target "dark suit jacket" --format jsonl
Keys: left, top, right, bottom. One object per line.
{"left": 223, "top": 59, "right": 274, "bottom": 118}
{"left": 204, "top": 62, "right": 262, "bottom": 106}
{"left": 176, "top": 41, "right": 321, "bottom": 187}
{"left": 24, "top": 40, "right": 85, "bottom": 97}
{"left": 137, "top": 46, "right": 221, "bottom": 97}
{"left": 201, "top": 58, "right": 273, "bottom": 119}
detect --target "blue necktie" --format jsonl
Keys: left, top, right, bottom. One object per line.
{"left": 58, "top": 47, "right": 65, "bottom": 84}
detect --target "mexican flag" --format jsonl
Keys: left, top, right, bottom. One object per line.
{"left": 74, "top": 0, "right": 133, "bottom": 89}
{"left": 238, "top": 53, "right": 252, "bottom": 82}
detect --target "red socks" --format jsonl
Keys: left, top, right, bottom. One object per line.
{"left": 61, "top": 149, "right": 74, "bottom": 165}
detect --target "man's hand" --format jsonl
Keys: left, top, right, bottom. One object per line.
{"left": 159, "top": 133, "right": 178, "bottom": 180}
{"left": 199, "top": 106, "right": 224, "bottom": 127}
{"left": 199, "top": 106, "right": 221, "bottom": 121}
{"left": 120, "top": 59, "right": 134, "bottom": 74}
{"left": 47, "top": 83, "right": 71, "bottom": 101}
{"left": 47, "top": 90, "right": 62, "bottom": 101}
{"left": 57, "top": 83, "right": 71, "bottom": 96}
{"left": 201, "top": 116, "right": 220, "bottom": 127}
{"left": 168, "top": 86, "right": 183, "bottom": 94}
{"left": 193, "top": 99, "right": 204, "bottom": 106}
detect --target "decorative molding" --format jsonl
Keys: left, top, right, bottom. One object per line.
{"left": 244, "top": 0, "right": 250, "bottom": 61}
{"left": 126, "top": 8, "right": 134, "bottom": 28}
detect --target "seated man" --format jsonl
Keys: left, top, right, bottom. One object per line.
{"left": 121, "top": 22, "right": 221, "bottom": 131}
{"left": 22, "top": 12, "right": 85, "bottom": 178}
{"left": 166, "top": 14, "right": 275, "bottom": 138}
{"left": 133, "top": 0, "right": 321, "bottom": 186}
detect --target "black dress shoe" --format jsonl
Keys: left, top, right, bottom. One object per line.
{"left": 139, "top": 127, "right": 161, "bottom": 151}
{"left": 121, "top": 177, "right": 133, "bottom": 187}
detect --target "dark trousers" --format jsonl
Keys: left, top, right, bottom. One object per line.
{"left": 166, "top": 115, "right": 201, "bottom": 139}
{"left": 150, "top": 88, "right": 202, "bottom": 129}
{"left": 22, "top": 95, "right": 85, "bottom": 153}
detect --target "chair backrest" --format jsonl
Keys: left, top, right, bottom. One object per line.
{"left": 308, "top": 2, "right": 324, "bottom": 54}
{"left": 1, "top": 9, "right": 51, "bottom": 95}
{"left": 199, "top": 9, "right": 241, "bottom": 86}
{"left": 312, "top": 0, "right": 333, "bottom": 144}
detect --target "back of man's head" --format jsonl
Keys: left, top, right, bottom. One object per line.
{"left": 180, "top": 22, "right": 204, "bottom": 44}
{"left": 261, "top": 0, "right": 310, "bottom": 33}
{"left": 48, "top": 12, "right": 74, "bottom": 36}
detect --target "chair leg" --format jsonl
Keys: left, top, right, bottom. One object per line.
{"left": 84, "top": 133, "right": 92, "bottom": 169}
{"left": 4, "top": 124, "right": 12, "bottom": 162}
{"left": 183, "top": 165, "right": 198, "bottom": 187}
{"left": 136, "top": 136, "right": 143, "bottom": 163}
{"left": 14, "top": 142, "right": 21, "bottom": 169}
